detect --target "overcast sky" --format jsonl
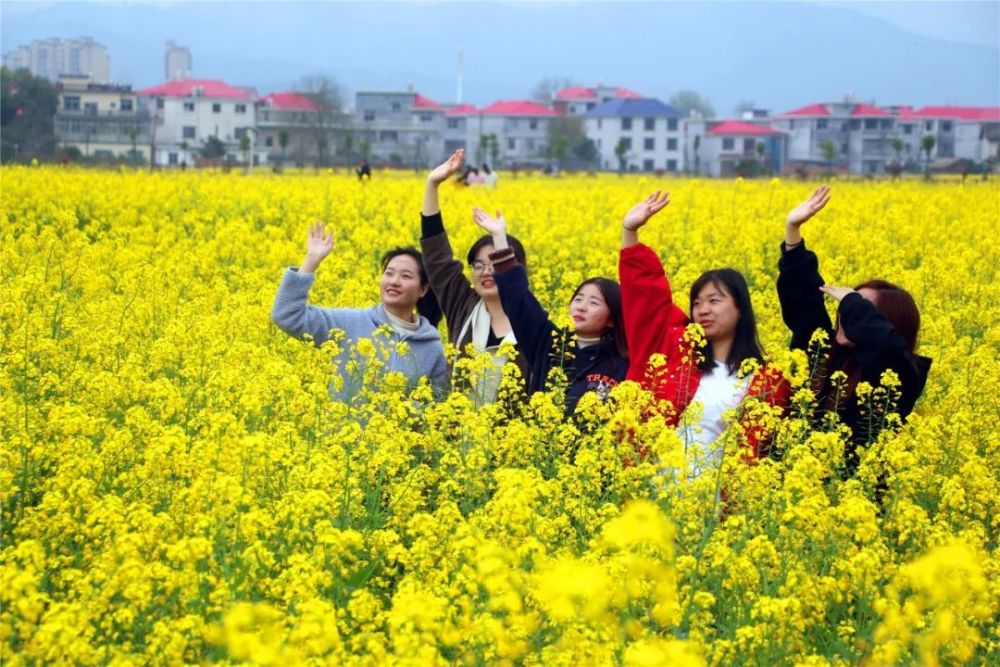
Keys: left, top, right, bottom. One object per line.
{"left": 2, "top": 1, "right": 998, "bottom": 113}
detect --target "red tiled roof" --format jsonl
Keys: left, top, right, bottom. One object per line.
{"left": 413, "top": 93, "right": 443, "bottom": 110}
{"left": 615, "top": 87, "right": 643, "bottom": 99}
{"left": 851, "top": 103, "right": 889, "bottom": 117}
{"left": 259, "top": 92, "right": 318, "bottom": 110}
{"left": 909, "top": 106, "right": 1000, "bottom": 121}
{"left": 555, "top": 86, "right": 596, "bottom": 100}
{"left": 780, "top": 103, "right": 830, "bottom": 117}
{"left": 479, "top": 100, "right": 557, "bottom": 116}
{"left": 708, "top": 120, "right": 784, "bottom": 136}
{"left": 896, "top": 105, "right": 917, "bottom": 121}
{"left": 137, "top": 79, "right": 254, "bottom": 100}
{"left": 446, "top": 103, "right": 478, "bottom": 116}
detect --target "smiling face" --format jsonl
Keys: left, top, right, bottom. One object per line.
{"left": 379, "top": 254, "right": 427, "bottom": 313}
{"left": 470, "top": 244, "right": 498, "bottom": 298}
{"left": 691, "top": 280, "right": 740, "bottom": 342}
{"left": 834, "top": 286, "right": 879, "bottom": 346}
{"left": 569, "top": 282, "right": 613, "bottom": 338}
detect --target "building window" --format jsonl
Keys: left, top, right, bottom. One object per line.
{"left": 621, "top": 117, "right": 632, "bottom": 131}
{"left": 120, "top": 98, "right": 134, "bottom": 112}
{"left": 83, "top": 102, "right": 98, "bottom": 115}
{"left": 881, "top": 119, "right": 893, "bottom": 130}
{"left": 391, "top": 102, "right": 401, "bottom": 112}
{"left": 643, "top": 159, "right": 654, "bottom": 171}
{"left": 667, "top": 159, "right": 677, "bottom": 172}
{"left": 722, "top": 138, "right": 735, "bottom": 151}
{"left": 182, "top": 126, "right": 196, "bottom": 139}
{"left": 364, "top": 110, "right": 375, "bottom": 122}
{"left": 183, "top": 101, "right": 195, "bottom": 112}
{"left": 64, "top": 96, "right": 80, "bottom": 111}
{"left": 379, "top": 130, "right": 398, "bottom": 142}
{"left": 941, "top": 120, "right": 952, "bottom": 132}
{"left": 925, "top": 121, "right": 934, "bottom": 131}
{"left": 265, "top": 136, "right": 274, "bottom": 147}
{"left": 235, "top": 104, "right": 247, "bottom": 114}
{"left": 744, "top": 138, "right": 756, "bottom": 152}
{"left": 168, "top": 152, "right": 178, "bottom": 165}
{"left": 849, "top": 119, "right": 861, "bottom": 130}
{"left": 418, "top": 113, "right": 433, "bottom": 122}
{"left": 644, "top": 138, "right": 654, "bottom": 150}
{"left": 817, "top": 119, "right": 828, "bottom": 129}
{"left": 644, "top": 117, "right": 655, "bottom": 131}
{"left": 864, "top": 118, "right": 878, "bottom": 130}
{"left": 235, "top": 128, "right": 248, "bottom": 139}
{"left": 902, "top": 124, "right": 913, "bottom": 135}
{"left": 446, "top": 118, "right": 459, "bottom": 129}
{"left": 507, "top": 138, "right": 516, "bottom": 151}
{"left": 620, "top": 137, "right": 631, "bottom": 150}
{"left": 667, "top": 138, "right": 678, "bottom": 151}
{"left": 529, "top": 119, "right": 538, "bottom": 130}
{"left": 667, "top": 118, "right": 678, "bottom": 131}
{"left": 212, "top": 103, "right": 222, "bottom": 113}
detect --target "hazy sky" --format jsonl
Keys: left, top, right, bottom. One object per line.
{"left": 2, "top": 1, "right": 998, "bottom": 113}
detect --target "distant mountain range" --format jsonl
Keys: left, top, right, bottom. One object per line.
{"left": 2, "top": 1, "right": 997, "bottom": 115}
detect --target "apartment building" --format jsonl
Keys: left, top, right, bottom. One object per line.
{"left": 354, "top": 91, "right": 445, "bottom": 167}
{"left": 53, "top": 74, "right": 151, "bottom": 161}
{"left": 584, "top": 97, "right": 683, "bottom": 172}
{"left": 3, "top": 36, "right": 110, "bottom": 83}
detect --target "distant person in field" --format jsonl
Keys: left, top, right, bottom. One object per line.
{"left": 271, "top": 222, "right": 447, "bottom": 401}
{"left": 421, "top": 148, "right": 530, "bottom": 403}
{"left": 481, "top": 163, "right": 498, "bottom": 188}
{"left": 472, "top": 208, "right": 628, "bottom": 414}
{"left": 777, "top": 185, "right": 931, "bottom": 474}
{"left": 356, "top": 160, "right": 372, "bottom": 181}
{"left": 619, "top": 191, "right": 790, "bottom": 475}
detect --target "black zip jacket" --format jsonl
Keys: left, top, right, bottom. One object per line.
{"left": 490, "top": 247, "right": 628, "bottom": 414}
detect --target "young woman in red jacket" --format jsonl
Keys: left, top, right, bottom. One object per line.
{"left": 618, "top": 191, "right": 789, "bottom": 475}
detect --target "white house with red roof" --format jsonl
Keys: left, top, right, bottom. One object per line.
{"left": 354, "top": 90, "right": 446, "bottom": 167}
{"left": 685, "top": 119, "right": 786, "bottom": 177}
{"left": 136, "top": 78, "right": 258, "bottom": 166}
{"left": 553, "top": 85, "right": 643, "bottom": 116}
{"left": 892, "top": 106, "right": 1000, "bottom": 166}
{"left": 446, "top": 100, "right": 557, "bottom": 166}
{"left": 257, "top": 91, "right": 351, "bottom": 166}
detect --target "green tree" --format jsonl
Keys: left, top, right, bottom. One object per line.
{"left": 239, "top": 134, "right": 251, "bottom": 167}
{"left": 278, "top": 130, "right": 289, "bottom": 161}
{"left": 531, "top": 76, "right": 577, "bottom": 105}
{"left": 614, "top": 138, "right": 630, "bottom": 174}
{"left": 822, "top": 139, "right": 837, "bottom": 173}
{"left": 921, "top": 134, "right": 936, "bottom": 180}
{"left": 756, "top": 141, "right": 767, "bottom": 175}
{"left": 572, "top": 137, "right": 598, "bottom": 165}
{"left": 1, "top": 66, "right": 58, "bottom": 162}
{"left": 669, "top": 90, "right": 715, "bottom": 119}
{"left": 487, "top": 133, "right": 500, "bottom": 167}
{"left": 692, "top": 134, "right": 701, "bottom": 175}
{"left": 200, "top": 136, "right": 226, "bottom": 160}
{"left": 546, "top": 115, "right": 584, "bottom": 165}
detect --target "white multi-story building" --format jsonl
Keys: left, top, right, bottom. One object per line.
{"left": 773, "top": 101, "right": 898, "bottom": 174}
{"left": 584, "top": 97, "right": 683, "bottom": 172}
{"left": 553, "top": 85, "right": 642, "bottom": 116}
{"left": 449, "top": 100, "right": 557, "bottom": 167}
{"left": 164, "top": 41, "right": 192, "bottom": 81}
{"left": 137, "top": 79, "right": 258, "bottom": 166}
{"left": 3, "top": 37, "right": 110, "bottom": 83}
{"left": 53, "top": 74, "right": 151, "bottom": 162}
{"left": 355, "top": 91, "right": 446, "bottom": 167}
{"left": 257, "top": 92, "right": 324, "bottom": 165}
{"left": 892, "top": 106, "right": 1000, "bottom": 166}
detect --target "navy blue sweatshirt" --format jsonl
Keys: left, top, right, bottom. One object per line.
{"left": 777, "top": 241, "right": 932, "bottom": 470}
{"left": 489, "top": 247, "right": 628, "bottom": 414}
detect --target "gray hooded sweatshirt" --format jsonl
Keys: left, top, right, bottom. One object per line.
{"left": 271, "top": 268, "right": 448, "bottom": 401}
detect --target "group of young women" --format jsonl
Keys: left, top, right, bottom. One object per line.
{"left": 272, "top": 150, "right": 931, "bottom": 475}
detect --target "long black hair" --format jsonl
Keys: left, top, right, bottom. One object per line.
{"left": 572, "top": 277, "right": 628, "bottom": 360}
{"left": 689, "top": 268, "right": 763, "bottom": 374}
{"left": 466, "top": 234, "right": 527, "bottom": 269}
{"left": 380, "top": 246, "right": 443, "bottom": 327}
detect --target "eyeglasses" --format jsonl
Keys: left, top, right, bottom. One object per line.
{"left": 470, "top": 261, "right": 495, "bottom": 274}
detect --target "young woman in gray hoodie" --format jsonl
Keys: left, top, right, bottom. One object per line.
{"left": 271, "top": 221, "right": 448, "bottom": 401}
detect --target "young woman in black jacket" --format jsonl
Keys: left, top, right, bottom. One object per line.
{"left": 777, "top": 186, "right": 932, "bottom": 474}
{"left": 472, "top": 207, "right": 628, "bottom": 414}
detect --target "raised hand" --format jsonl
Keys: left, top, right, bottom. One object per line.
{"left": 427, "top": 148, "right": 464, "bottom": 185}
{"left": 623, "top": 191, "right": 670, "bottom": 232}
{"left": 472, "top": 207, "right": 507, "bottom": 237}
{"left": 819, "top": 285, "right": 854, "bottom": 302}
{"left": 301, "top": 220, "right": 334, "bottom": 273}
{"left": 786, "top": 185, "right": 831, "bottom": 229}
